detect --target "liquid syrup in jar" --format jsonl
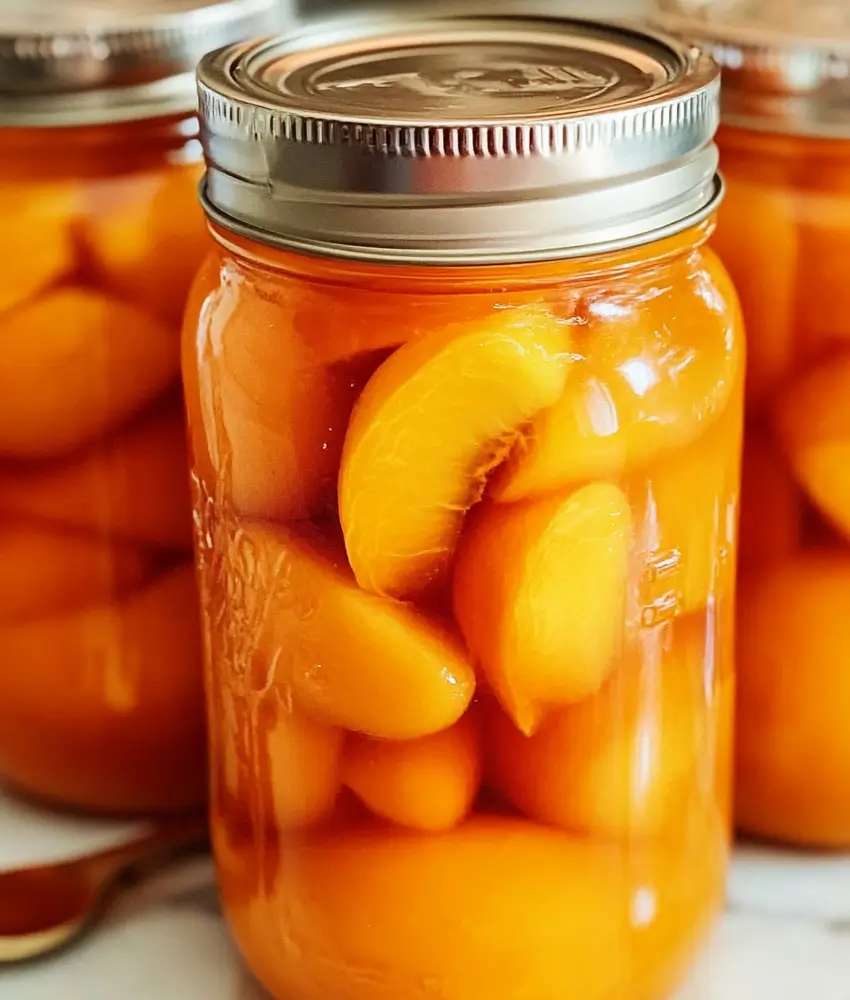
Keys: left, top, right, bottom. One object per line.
{"left": 187, "top": 13, "right": 742, "bottom": 1000}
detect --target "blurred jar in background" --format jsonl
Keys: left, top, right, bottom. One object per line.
{"left": 657, "top": 0, "right": 850, "bottom": 848}
{"left": 0, "top": 0, "right": 283, "bottom": 815}
{"left": 187, "top": 14, "right": 741, "bottom": 1000}
{"left": 297, "top": 0, "right": 652, "bottom": 17}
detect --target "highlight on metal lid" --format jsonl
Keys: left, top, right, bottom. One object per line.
{"left": 0, "top": 0, "right": 287, "bottom": 127}
{"left": 653, "top": 0, "right": 850, "bottom": 137}
{"left": 197, "top": 12, "right": 721, "bottom": 266}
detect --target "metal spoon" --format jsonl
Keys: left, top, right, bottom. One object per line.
{"left": 0, "top": 814, "right": 209, "bottom": 965}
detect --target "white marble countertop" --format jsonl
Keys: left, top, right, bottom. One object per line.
{"left": 4, "top": 791, "right": 850, "bottom": 1000}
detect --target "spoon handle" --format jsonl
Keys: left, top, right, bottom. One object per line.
{"left": 77, "top": 814, "right": 210, "bottom": 892}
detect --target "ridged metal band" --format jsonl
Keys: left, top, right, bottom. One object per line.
{"left": 198, "top": 14, "right": 722, "bottom": 264}
{"left": 0, "top": 0, "right": 287, "bottom": 127}
{"left": 198, "top": 82, "right": 719, "bottom": 162}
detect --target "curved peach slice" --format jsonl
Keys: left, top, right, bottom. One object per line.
{"left": 0, "top": 564, "right": 206, "bottom": 814}
{"left": 226, "top": 521, "right": 475, "bottom": 739}
{"left": 84, "top": 163, "right": 208, "bottom": 322}
{"left": 342, "top": 710, "right": 481, "bottom": 832}
{"left": 626, "top": 397, "right": 743, "bottom": 624}
{"left": 711, "top": 173, "right": 797, "bottom": 410}
{"left": 736, "top": 552, "right": 850, "bottom": 847}
{"left": 217, "top": 814, "right": 724, "bottom": 1000}
{"left": 452, "top": 483, "right": 631, "bottom": 734}
{"left": 339, "top": 304, "right": 569, "bottom": 599}
{"left": 773, "top": 352, "right": 850, "bottom": 542}
{"left": 739, "top": 426, "right": 801, "bottom": 571}
{"left": 0, "top": 288, "right": 179, "bottom": 458}
{"left": 185, "top": 258, "right": 384, "bottom": 520}
{"left": 492, "top": 251, "right": 743, "bottom": 502}
{"left": 0, "top": 403, "right": 192, "bottom": 551}
{"left": 265, "top": 702, "right": 344, "bottom": 831}
{"left": 0, "top": 522, "right": 154, "bottom": 622}
{"left": 218, "top": 342, "right": 385, "bottom": 521}
{"left": 0, "top": 182, "right": 80, "bottom": 315}
{"left": 486, "top": 616, "right": 711, "bottom": 839}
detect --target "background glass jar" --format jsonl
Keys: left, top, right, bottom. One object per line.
{"left": 656, "top": 0, "right": 850, "bottom": 849}
{"left": 187, "top": 15, "right": 743, "bottom": 1000}
{"left": 0, "top": 0, "right": 282, "bottom": 815}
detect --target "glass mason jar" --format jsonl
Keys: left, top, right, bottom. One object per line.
{"left": 657, "top": 0, "right": 850, "bottom": 849}
{"left": 0, "top": 0, "right": 281, "bottom": 815}
{"left": 187, "top": 15, "right": 743, "bottom": 1000}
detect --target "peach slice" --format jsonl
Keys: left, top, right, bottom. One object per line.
{"left": 0, "top": 287, "right": 179, "bottom": 458}
{"left": 226, "top": 521, "right": 475, "bottom": 739}
{"left": 342, "top": 711, "right": 481, "bottom": 832}
{"left": 738, "top": 426, "right": 801, "bottom": 571}
{"left": 626, "top": 398, "right": 743, "bottom": 624}
{"left": 339, "top": 304, "right": 569, "bottom": 599}
{"left": 492, "top": 252, "right": 743, "bottom": 502}
{"left": 84, "top": 163, "right": 209, "bottom": 322}
{"left": 736, "top": 552, "right": 850, "bottom": 847}
{"left": 0, "top": 182, "right": 80, "bottom": 315}
{"left": 452, "top": 483, "right": 631, "bottom": 735}
{"left": 0, "top": 564, "right": 206, "bottom": 814}
{"left": 711, "top": 172, "right": 798, "bottom": 411}
{"left": 208, "top": 355, "right": 368, "bottom": 522}
{"left": 773, "top": 352, "right": 850, "bottom": 542}
{"left": 0, "top": 522, "right": 153, "bottom": 622}
{"left": 185, "top": 258, "right": 383, "bottom": 521}
{"left": 265, "top": 702, "right": 344, "bottom": 831}
{"left": 211, "top": 684, "right": 344, "bottom": 835}
{"left": 297, "top": 287, "right": 524, "bottom": 366}
{"left": 486, "top": 617, "right": 713, "bottom": 839}
{"left": 794, "top": 183, "right": 850, "bottom": 360}
{"left": 0, "top": 403, "right": 192, "bottom": 551}
{"left": 217, "top": 814, "right": 724, "bottom": 1000}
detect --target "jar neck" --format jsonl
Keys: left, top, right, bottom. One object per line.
{"left": 0, "top": 114, "right": 201, "bottom": 182}
{"left": 718, "top": 122, "right": 850, "bottom": 163}
{"left": 209, "top": 216, "right": 716, "bottom": 294}
{"left": 202, "top": 144, "right": 720, "bottom": 270}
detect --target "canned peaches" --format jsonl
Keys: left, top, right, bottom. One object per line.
{"left": 0, "top": 0, "right": 281, "bottom": 814}
{"left": 188, "top": 14, "right": 741, "bottom": 1000}
{"left": 656, "top": 0, "right": 850, "bottom": 848}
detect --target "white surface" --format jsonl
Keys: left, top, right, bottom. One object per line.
{"left": 0, "top": 793, "right": 143, "bottom": 870}
{"left": 729, "top": 841, "right": 850, "bottom": 924}
{"left": 681, "top": 914, "right": 850, "bottom": 1000}
{"left": 4, "top": 788, "right": 850, "bottom": 1000}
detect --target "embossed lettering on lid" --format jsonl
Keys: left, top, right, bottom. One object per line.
{"left": 654, "top": 0, "right": 850, "bottom": 136}
{"left": 0, "top": 0, "right": 286, "bottom": 126}
{"left": 198, "top": 13, "right": 721, "bottom": 265}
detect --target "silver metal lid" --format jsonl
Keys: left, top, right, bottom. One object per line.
{"left": 654, "top": 0, "right": 850, "bottom": 137}
{"left": 197, "top": 13, "right": 722, "bottom": 266}
{"left": 0, "top": 0, "right": 287, "bottom": 127}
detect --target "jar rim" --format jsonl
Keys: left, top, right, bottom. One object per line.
{"left": 653, "top": 0, "right": 850, "bottom": 139}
